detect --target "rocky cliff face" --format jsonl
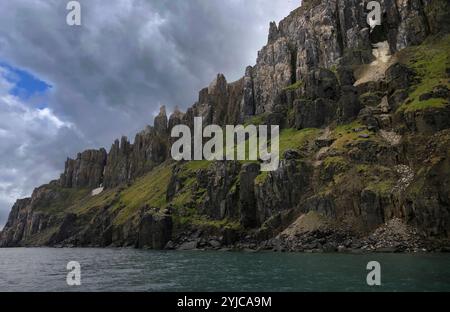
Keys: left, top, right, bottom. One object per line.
{"left": 1, "top": 0, "right": 450, "bottom": 251}
{"left": 103, "top": 110, "right": 169, "bottom": 188}
{"left": 59, "top": 149, "right": 107, "bottom": 189}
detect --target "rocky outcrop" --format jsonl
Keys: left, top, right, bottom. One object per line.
{"left": 103, "top": 114, "right": 169, "bottom": 188}
{"left": 239, "top": 163, "right": 261, "bottom": 228}
{"left": 59, "top": 149, "right": 107, "bottom": 188}
{"left": 403, "top": 105, "right": 450, "bottom": 135}
{"left": 402, "top": 131, "right": 450, "bottom": 236}
{"left": 138, "top": 212, "right": 172, "bottom": 249}
{"left": 238, "top": 0, "right": 446, "bottom": 118}
{"left": 241, "top": 66, "right": 256, "bottom": 119}
{"left": 48, "top": 213, "right": 77, "bottom": 245}
{"left": 154, "top": 106, "right": 168, "bottom": 136}
{"left": 255, "top": 160, "right": 312, "bottom": 227}
{"left": 294, "top": 98, "right": 336, "bottom": 129}
{"left": 385, "top": 63, "right": 418, "bottom": 94}
{"left": 0, "top": 183, "right": 61, "bottom": 247}
{"left": 0, "top": 199, "right": 32, "bottom": 247}
{"left": 199, "top": 162, "right": 241, "bottom": 220}
{"left": 253, "top": 36, "right": 294, "bottom": 114}
{"left": 180, "top": 74, "right": 244, "bottom": 128}
{"left": 58, "top": 108, "right": 170, "bottom": 190}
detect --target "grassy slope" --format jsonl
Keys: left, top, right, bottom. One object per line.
{"left": 398, "top": 34, "right": 450, "bottom": 112}
{"left": 29, "top": 126, "right": 394, "bottom": 242}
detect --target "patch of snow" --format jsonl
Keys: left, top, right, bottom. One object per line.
{"left": 91, "top": 187, "right": 104, "bottom": 196}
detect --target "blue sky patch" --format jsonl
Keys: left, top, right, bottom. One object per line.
{"left": 0, "top": 62, "right": 51, "bottom": 100}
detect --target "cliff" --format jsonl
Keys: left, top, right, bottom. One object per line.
{"left": 1, "top": 0, "right": 450, "bottom": 252}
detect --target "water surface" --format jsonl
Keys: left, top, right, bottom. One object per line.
{"left": 0, "top": 248, "right": 449, "bottom": 292}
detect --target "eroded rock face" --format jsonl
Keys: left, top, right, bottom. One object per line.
{"left": 154, "top": 106, "right": 168, "bottom": 136}
{"left": 0, "top": 184, "right": 61, "bottom": 247}
{"left": 337, "top": 86, "right": 361, "bottom": 122}
{"left": 48, "top": 213, "right": 77, "bottom": 245}
{"left": 200, "top": 162, "right": 241, "bottom": 220}
{"left": 238, "top": 0, "right": 442, "bottom": 118}
{"left": 180, "top": 74, "right": 245, "bottom": 128}
{"left": 241, "top": 66, "right": 256, "bottom": 120}
{"left": 294, "top": 98, "right": 336, "bottom": 129}
{"left": 103, "top": 136, "right": 132, "bottom": 188}
{"left": 255, "top": 160, "right": 312, "bottom": 227}
{"left": 138, "top": 213, "right": 172, "bottom": 249}
{"left": 403, "top": 106, "right": 450, "bottom": 135}
{"left": 393, "top": 0, "right": 430, "bottom": 50}
{"left": 385, "top": 63, "right": 418, "bottom": 94}
{"left": 103, "top": 113, "right": 169, "bottom": 188}
{"left": 0, "top": 199, "right": 31, "bottom": 247}
{"left": 304, "top": 69, "right": 341, "bottom": 100}
{"left": 58, "top": 107, "right": 170, "bottom": 190}
{"left": 253, "top": 37, "right": 294, "bottom": 114}
{"left": 406, "top": 156, "right": 450, "bottom": 237}
{"left": 168, "top": 107, "right": 185, "bottom": 133}
{"left": 60, "top": 149, "right": 107, "bottom": 189}
{"left": 239, "top": 163, "right": 261, "bottom": 228}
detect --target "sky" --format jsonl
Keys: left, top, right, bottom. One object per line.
{"left": 0, "top": 0, "right": 300, "bottom": 229}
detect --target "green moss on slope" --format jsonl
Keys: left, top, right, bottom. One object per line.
{"left": 398, "top": 35, "right": 450, "bottom": 112}
{"left": 279, "top": 128, "right": 320, "bottom": 156}
{"left": 113, "top": 163, "right": 173, "bottom": 225}
{"left": 283, "top": 80, "right": 304, "bottom": 92}
{"left": 33, "top": 184, "right": 90, "bottom": 215}
{"left": 331, "top": 121, "right": 371, "bottom": 150}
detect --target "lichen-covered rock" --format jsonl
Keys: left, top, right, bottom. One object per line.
{"left": 388, "top": 89, "right": 409, "bottom": 111}
{"left": 423, "top": 0, "right": 450, "bottom": 35}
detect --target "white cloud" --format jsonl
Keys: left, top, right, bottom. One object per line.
{"left": 0, "top": 66, "right": 81, "bottom": 229}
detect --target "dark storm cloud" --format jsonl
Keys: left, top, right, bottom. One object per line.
{"left": 0, "top": 0, "right": 299, "bottom": 228}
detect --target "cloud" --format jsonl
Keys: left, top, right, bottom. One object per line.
{"left": 0, "top": 0, "right": 299, "bottom": 229}
{"left": 0, "top": 67, "right": 83, "bottom": 229}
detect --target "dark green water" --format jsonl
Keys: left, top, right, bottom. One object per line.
{"left": 0, "top": 248, "right": 449, "bottom": 292}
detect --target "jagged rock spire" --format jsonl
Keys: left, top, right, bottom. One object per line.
{"left": 154, "top": 105, "right": 168, "bottom": 135}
